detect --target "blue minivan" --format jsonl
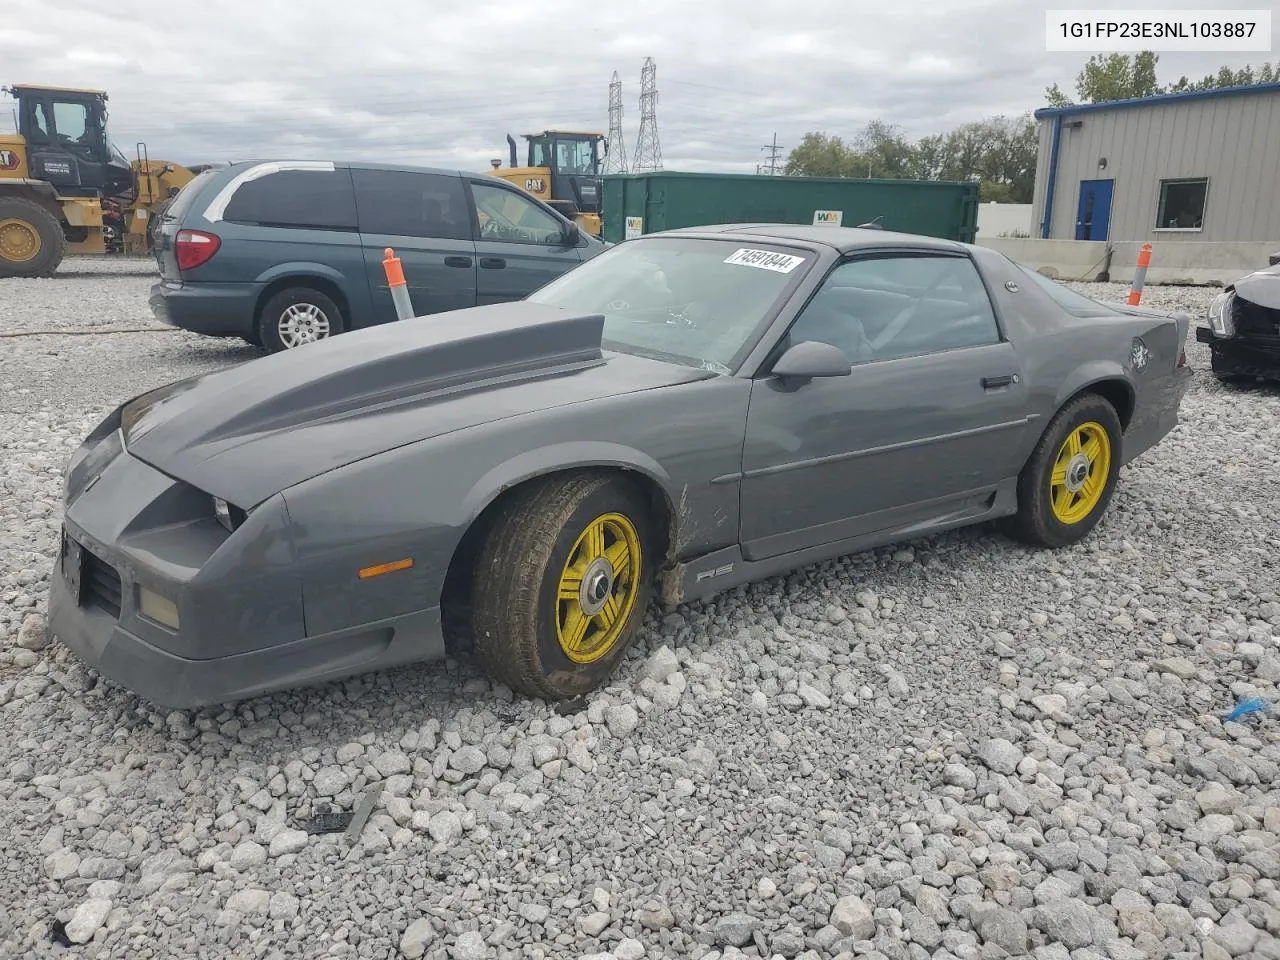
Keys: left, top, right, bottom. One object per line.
{"left": 149, "top": 160, "right": 607, "bottom": 352}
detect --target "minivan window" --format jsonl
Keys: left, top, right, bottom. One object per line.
{"left": 222, "top": 168, "right": 358, "bottom": 231}
{"left": 470, "top": 181, "right": 564, "bottom": 245}
{"left": 160, "top": 168, "right": 219, "bottom": 223}
{"left": 352, "top": 168, "right": 472, "bottom": 241}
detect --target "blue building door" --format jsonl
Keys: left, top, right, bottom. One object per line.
{"left": 1075, "top": 179, "right": 1113, "bottom": 241}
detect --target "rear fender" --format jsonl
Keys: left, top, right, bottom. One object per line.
{"left": 1052, "top": 361, "right": 1133, "bottom": 414}
{"left": 254, "top": 261, "right": 349, "bottom": 289}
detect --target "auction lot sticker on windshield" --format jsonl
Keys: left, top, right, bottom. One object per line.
{"left": 723, "top": 248, "right": 806, "bottom": 273}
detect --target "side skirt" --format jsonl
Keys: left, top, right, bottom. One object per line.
{"left": 657, "top": 477, "right": 1021, "bottom": 608}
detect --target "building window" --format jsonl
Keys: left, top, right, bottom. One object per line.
{"left": 1155, "top": 177, "right": 1207, "bottom": 229}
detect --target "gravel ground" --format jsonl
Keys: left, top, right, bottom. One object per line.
{"left": 1, "top": 258, "right": 1279, "bottom": 960}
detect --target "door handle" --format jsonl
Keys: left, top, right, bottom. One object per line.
{"left": 982, "top": 374, "right": 1018, "bottom": 388}
{"left": 444, "top": 256, "right": 472, "bottom": 268}
{"left": 479, "top": 257, "right": 506, "bottom": 269}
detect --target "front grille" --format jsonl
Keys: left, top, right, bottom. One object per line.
{"left": 82, "top": 549, "right": 122, "bottom": 618}
{"left": 1235, "top": 296, "right": 1280, "bottom": 342}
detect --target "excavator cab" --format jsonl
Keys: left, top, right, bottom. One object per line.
{"left": 525, "top": 131, "right": 604, "bottom": 221}
{"left": 4, "top": 84, "right": 135, "bottom": 201}
{"left": 492, "top": 129, "right": 606, "bottom": 236}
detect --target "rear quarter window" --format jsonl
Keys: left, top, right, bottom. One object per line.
{"left": 160, "top": 168, "right": 219, "bottom": 223}
{"left": 221, "top": 168, "right": 358, "bottom": 231}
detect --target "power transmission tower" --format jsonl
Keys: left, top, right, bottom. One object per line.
{"left": 757, "top": 132, "right": 783, "bottom": 175}
{"left": 603, "top": 71, "right": 628, "bottom": 174}
{"left": 633, "top": 57, "right": 662, "bottom": 171}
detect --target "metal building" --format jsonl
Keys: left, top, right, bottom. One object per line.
{"left": 1032, "top": 82, "right": 1280, "bottom": 243}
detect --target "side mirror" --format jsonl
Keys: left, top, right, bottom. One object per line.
{"left": 562, "top": 221, "right": 581, "bottom": 245}
{"left": 770, "top": 340, "right": 852, "bottom": 381}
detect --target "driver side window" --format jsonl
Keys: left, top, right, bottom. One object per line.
{"left": 469, "top": 181, "right": 565, "bottom": 245}
{"left": 52, "top": 101, "right": 89, "bottom": 141}
{"left": 787, "top": 254, "right": 1001, "bottom": 365}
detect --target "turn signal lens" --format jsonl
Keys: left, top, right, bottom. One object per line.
{"left": 139, "top": 587, "right": 180, "bottom": 629}
{"left": 358, "top": 558, "right": 414, "bottom": 579}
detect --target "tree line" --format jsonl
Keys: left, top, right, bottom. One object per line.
{"left": 783, "top": 54, "right": 1279, "bottom": 203}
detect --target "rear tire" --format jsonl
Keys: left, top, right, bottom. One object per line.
{"left": 469, "top": 472, "right": 655, "bottom": 700}
{"left": 1006, "top": 392, "right": 1122, "bottom": 548}
{"left": 0, "top": 196, "right": 65, "bottom": 278}
{"left": 257, "top": 286, "right": 346, "bottom": 353}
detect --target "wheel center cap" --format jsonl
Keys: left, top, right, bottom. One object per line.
{"left": 579, "top": 556, "right": 615, "bottom": 615}
{"left": 1065, "top": 453, "right": 1091, "bottom": 493}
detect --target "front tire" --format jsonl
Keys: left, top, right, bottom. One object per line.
{"left": 1008, "top": 392, "right": 1122, "bottom": 548}
{"left": 469, "top": 472, "right": 655, "bottom": 700}
{"left": 257, "top": 286, "right": 345, "bottom": 353}
{"left": 0, "top": 197, "right": 66, "bottom": 278}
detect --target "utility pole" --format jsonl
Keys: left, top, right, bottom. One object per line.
{"left": 633, "top": 57, "right": 662, "bottom": 171}
{"left": 758, "top": 133, "right": 783, "bottom": 175}
{"left": 603, "top": 71, "right": 628, "bottom": 174}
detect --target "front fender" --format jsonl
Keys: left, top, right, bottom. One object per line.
{"left": 460, "top": 441, "right": 675, "bottom": 526}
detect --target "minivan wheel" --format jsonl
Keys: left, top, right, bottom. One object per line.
{"left": 257, "top": 286, "right": 346, "bottom": 353}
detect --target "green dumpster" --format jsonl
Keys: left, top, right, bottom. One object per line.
{"left": 601, "top": 171, "right": 980, "bottom": 245}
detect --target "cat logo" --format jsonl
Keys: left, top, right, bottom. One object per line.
{"left": 524, "top": 178, "right": 545, "bottom": 193}
{"left": 0, "top": 150, "right": 19, "bottom": 171}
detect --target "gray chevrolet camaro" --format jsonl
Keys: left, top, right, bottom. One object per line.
{"left": 49, "top": 224, "right": 1192, "bottom": 709}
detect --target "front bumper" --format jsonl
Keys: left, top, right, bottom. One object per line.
{"left": 48, "top": 541, "right": 445, "bottom": 709}
{"left": 1196, "top": 326, "right": 1280, "bottom": 380}
{"left": 48, "top": 416, "right": 447, "bottom": 709}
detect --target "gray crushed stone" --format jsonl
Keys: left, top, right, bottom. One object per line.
{"left": 1, "top": 260, "right": 1278, "bottom": 959}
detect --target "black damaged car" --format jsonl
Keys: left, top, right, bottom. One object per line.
{"left": 1197, "top": 262, "right": 1280, "bottom": 384}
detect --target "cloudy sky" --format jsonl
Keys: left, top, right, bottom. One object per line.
{"left": 3, "top": 0, "right": 1274, "bottom": 173}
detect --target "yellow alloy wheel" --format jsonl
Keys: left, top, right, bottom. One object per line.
{"left": 1049, "top": 421, "right": 1112, "bottom": 524}
{"left": 0, "top": 217, "right": 41, "bottom": 263}
{"left": 555, "top": 512, "right": 642, "bottom": 664}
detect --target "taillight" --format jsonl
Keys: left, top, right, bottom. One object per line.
{"left": 175, "top": 229, "right": 221, "bottom": 271}
{"left": 1177, "top": 349, "right": 1187, "bottom": 367}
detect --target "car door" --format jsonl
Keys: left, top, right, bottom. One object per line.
{"left": 352, "top": 167, "right": 478, "bottom": 324}
{"left": 464, "top": 178, "right": 584, "bottom": 304}
{"left": 738, "top": 251, "right": 1033, "bottom": 561}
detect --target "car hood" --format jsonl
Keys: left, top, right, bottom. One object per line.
{"left": 1231, "top": 263, "right": 1280, "bottom": 309}
{"left": 121, "top": 300, "right": 713, "bottom": 506}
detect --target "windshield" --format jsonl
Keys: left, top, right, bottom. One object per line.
{"left": 1016, "top": 263, "right": 1113, "bottom": 316}
{"left": 554, "top": 138, "right": 596, "bottom": 175}
{"left": 527, "top": 236, "right": 816, "bottom": 372}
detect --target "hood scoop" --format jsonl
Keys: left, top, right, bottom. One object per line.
{"left": 125, "top": 302, "right": 605, "bottom": 452}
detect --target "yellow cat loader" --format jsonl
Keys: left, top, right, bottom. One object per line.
{"left": 490, "top": 130, "right": 606, "bottom": 237}
{"left": 0, "top": 83, "right": 195, "bottom": 277}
